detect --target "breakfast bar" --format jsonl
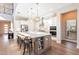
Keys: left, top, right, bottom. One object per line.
{"left": 17, "top": 31, "right": 51, "bottom": 55}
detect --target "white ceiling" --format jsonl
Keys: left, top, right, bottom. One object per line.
{"left": 15, "top": 3, "right": 72, "bottom": 18}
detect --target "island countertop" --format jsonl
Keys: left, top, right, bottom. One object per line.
{"left": 18, "top": 31, "right": 51, "bottom": 38}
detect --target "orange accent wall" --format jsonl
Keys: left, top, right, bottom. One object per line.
{"left": 62, "top": 10, "right": 77, "bottom": 20}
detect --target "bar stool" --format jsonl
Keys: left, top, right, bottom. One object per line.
{"left": 23, "top": 37, "right": 32, "bottom": 55}
{"left": 17, "top": 36, "right": 20, "bottom": 45}
{"left": 17, "top": 35, "right": 25, "bottom": 49}
{"left": 17, "top": 35, "right": 32, "bottom": 55}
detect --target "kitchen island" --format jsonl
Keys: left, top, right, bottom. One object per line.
{"left": 17, "top": 31, "right": 51, "bottom": 55}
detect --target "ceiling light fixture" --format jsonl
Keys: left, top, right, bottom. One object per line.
{"left": 34, "top": 3, "right": 40, "bottom": 22}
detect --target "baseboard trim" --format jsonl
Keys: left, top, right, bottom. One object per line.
{"left": 56, "top": 40, "right": 61, "bottom": 44}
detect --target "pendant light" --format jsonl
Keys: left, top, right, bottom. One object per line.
{"left": 40, "top": 17, "right": 44, "bottom": 26}
{"left": 34, "top": 3, "right": 40, "bottom": 22}
{"left": 30, "top": 7, "right": 33, "bottom": 19}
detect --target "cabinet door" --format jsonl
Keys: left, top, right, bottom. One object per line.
{"left": 44, "top": 35, "right": 51, "bottom": 49}
{"left": 44, "top": 36, "right": 49, "bottom": 49}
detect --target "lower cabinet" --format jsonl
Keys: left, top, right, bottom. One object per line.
{"left": 33, "top": 35, "right": 51, "bottom": 55}
{"left": 44, "top": 35, "right": 51, "bottom": 50}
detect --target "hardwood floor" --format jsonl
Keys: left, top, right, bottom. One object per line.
{"left": 43, "top": 40, "right": 79, "bottom": 55}
{"left": 0, "top": 34, "right": 21, "bottom": 55}
{"left": 0, "top": 34, "right": 79, "bottom": 55}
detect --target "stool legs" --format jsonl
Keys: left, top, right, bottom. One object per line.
{"left": 23, "top": 44, "right": 26, "bottom": 55}
{"left": 17, "top": 37, "right": 33, "bottom": 55}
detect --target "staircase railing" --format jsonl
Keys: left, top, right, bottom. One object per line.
{"left": 0, "top": 3, "right": 14, "bottom": 15}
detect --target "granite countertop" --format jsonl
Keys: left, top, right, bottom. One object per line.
{"left": 18, "top": 31, "right": 51, "bottom": 38}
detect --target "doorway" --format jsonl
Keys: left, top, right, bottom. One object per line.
{"left": 0, "top": 21, "right": 11, "bottom": 35}
{"left": 61, "top": 10, "right": 77, "bottom": 43}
